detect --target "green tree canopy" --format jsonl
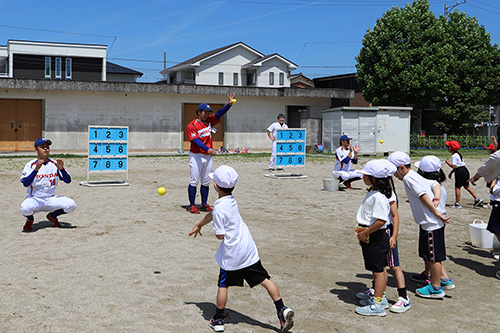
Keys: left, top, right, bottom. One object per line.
{"left": 355, "top": 0, "right": 500, "bottom": 133}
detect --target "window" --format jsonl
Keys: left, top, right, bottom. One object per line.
{"left": 55, "top": 57, "right": 62, "bottom": 79}
{"left": 279, "top": 72, "right": 284, "bottom": 85}
{"left": 269, "top": 72, "right": 274, "bottom": 85}
{"left": 233, "top": 73, "right": 238, "bottom": 86}
{"left": 65, "top": 58, "right": 72, "bottom": 80}
{"left": 44, "top": 57, "right": 51, "bottom": 78}
{"left": 218, "top": 72, "right": 224, "bottom": 85}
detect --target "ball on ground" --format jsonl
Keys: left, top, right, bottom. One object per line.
{"left": 157, "top": 187, "right": 166, "bottom": 196}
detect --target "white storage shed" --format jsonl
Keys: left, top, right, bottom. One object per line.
{"left": 321, "top": 106, "right": 412, "bottom": 154}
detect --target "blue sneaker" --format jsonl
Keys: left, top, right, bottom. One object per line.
{"left": 359, "top": 296, "right": 389, "bottom": 309}
{"left": 441, "top": 279, "right": 456, "bottom": 290}
{"left": 416, "top": 283, "right": 445, "bottom": 299}
{"left": 355, "top": 303, "right": 386, "bottom": 317}
{"left": 355, "top": 287, "right": 374, "bottom": 300}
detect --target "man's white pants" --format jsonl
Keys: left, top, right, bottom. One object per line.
{"left": 20, "top": 196, "right": 76, "bottom": 217}
{"left": 333, "top": 170, "right": 363, "bottom": 182}
{"left": 189, "top": 152, "right": 213, "bottom": 187}
{"left": 269, "top": 140, "right": 277, "bottom": 169}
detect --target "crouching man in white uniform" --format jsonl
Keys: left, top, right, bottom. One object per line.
{"left": 20, "top": 137, "right": 76, "bottom": 232}
{"left": 333, "top": 134, "right": 362, "bottom": 189}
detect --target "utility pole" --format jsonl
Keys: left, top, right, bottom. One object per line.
{"left": 445, "top": 0, "right": 467, "bottom": 19}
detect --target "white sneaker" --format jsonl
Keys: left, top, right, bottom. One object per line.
{"left": 389, "top": 296, "right": 411, "bottom": 313}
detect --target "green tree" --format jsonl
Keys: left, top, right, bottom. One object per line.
{"left": 355, "top": 0, "right": 500, "bottom": 134}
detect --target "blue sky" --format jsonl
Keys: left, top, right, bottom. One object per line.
{"left": 1, "top": 0, "right": 499, "bottom": 82}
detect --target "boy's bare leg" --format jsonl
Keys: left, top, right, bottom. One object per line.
{"left": 260, "top": 278, "right": 281, "bottom": 301}
{"left": 455, "top": 187, "right": 461, "bottom": 204}
{"left": 464, "top": 184, "right": 478, "bottom": 199}
{"left": 390, "top": 266, "right": 406, "bottom": 288}
{"left": 216, "top": 287, "right": 228, "bottom": 310}
{"left": 373, "top": 270, "right": 388, "bottom": 298}
{"left": 428, "top": 261, "right": 442, "bottom": 288}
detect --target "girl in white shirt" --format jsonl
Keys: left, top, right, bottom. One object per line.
{"left": 445, "top": 140, "right": 482, "bottom": 208}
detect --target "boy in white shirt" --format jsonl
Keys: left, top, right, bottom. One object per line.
{"left": 388, "top": 152, "right": 451, "bottom": 299}
{"left": 486, "top": 177, "right": 500, "bottom": 279}
{"left": 189, "top": 165, "right": 294, "bottom": 332}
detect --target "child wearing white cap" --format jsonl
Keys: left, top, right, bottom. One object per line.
{"left": 189, "top": 165, "right": 294, "bottom": 332}
{"left": 354, "top": 159, "right": 397, "bottom": 317}
{"left": 412, "top": 156, "right": 455, "bottom": 290}
{"left": 388, "top": 152, "right": 451, "bottom": 300}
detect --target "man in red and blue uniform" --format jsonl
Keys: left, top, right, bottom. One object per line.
{"left": 186, "top": 94, "right": 235, "bottom": 213}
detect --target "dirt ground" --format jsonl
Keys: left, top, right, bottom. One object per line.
{"left": 0, "top": 153, "right": 498, "bottom": 332}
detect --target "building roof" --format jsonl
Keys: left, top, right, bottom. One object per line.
{"left": 163, "top": 42, "right": 264, "bottom": 73}
{"left": 106, "top": 61, "right": 143, "bottom": 77}
{"left": 313, "top": 72, "right": 356, "bottom": 81}
{"left": 242, "top": 53, "right": 298, "bottom": 69}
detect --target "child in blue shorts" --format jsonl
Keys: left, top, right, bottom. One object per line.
{"left": 354, "top": 159, "right": 397, "bottom": 317}
{"left": 388, "top": 152, "right": 451, "bottom": 299}
{"left": 189, "top": 165, "right": 294, "bottom": 332}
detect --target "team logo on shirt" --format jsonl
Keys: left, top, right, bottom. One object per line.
{"left": 191, "top": 133, "right": 196, "bottom": 138}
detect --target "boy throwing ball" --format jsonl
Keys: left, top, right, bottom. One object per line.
{"left": 189, "top": 165, "right": 294, "bottom": 332}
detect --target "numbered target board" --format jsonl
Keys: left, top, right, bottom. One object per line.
{"left": 276, "top": 128, "right": 306, "bottom": 167}
{"left": 86, "top": 126, "right": 129, "bottom": 183}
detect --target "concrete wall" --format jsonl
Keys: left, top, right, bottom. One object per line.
{"left": 0, "top": 79, "right": 353, "bottom": 152}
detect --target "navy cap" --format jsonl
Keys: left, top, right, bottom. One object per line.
{"left": 197, "top": 103, "right": 213, "bottom": 112}
{"left": 340, "top": 134, "right": 352, "bottom": 141}
{"left": 34, "top": 137, "right": 52, "bottom": 148}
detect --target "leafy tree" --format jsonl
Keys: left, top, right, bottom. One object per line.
{"left": 355, "top": 0, "right": 500, "bottom": 134}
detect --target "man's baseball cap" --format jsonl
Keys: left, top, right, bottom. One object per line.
{"left": 445, "top": 140, "right": 461, "bottom": 151}
{"left": 340, "top": 134, "right": 352, "bottom": 141}
{"left": 387, "top": 151, "right": 411, "bottom": 167}
{"left": 414, "top": 155, "right": 441, "bottom": 173}
{"left": 209, "top": 165, "right": 239, "bottom": 188}
{"left": 34, "top": 137, "right": 52, "bottom": 148}
{"left": 197, "top": 103, "right": 213, "bottom": 112}
{"left": 359, "top": 159, "right": 397, "bottom": 178}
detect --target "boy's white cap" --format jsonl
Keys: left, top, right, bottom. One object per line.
{"left": 414, "top": 155, "right": 441, "bottom": 172}
{"left": 387, "top": 151, "right": 411, "bottom": 167}
{"left": 209, "top": 165, "right": 239, "bottom": 188}
{"left": 358, "top": 159, "right": 397, "bottom": 178}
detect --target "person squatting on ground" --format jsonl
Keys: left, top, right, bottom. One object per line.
{"left": 186, "top": 94, "right": 235, "bottom": 214}
{"left": 356, "top": 160, "right": 411, "bottom": 314}
{"left": 267, "top": 113, "right": 288, "bottom": 171}
{"left": 189, "top": 165, "right": 294, "bottom": 332}
{"left": 410, "top": 156, "right": 455, "bottom": 290}
{"left": 388, "top": 152, "right": 451, "bottom": 299}
{"left": 445, "top": 140, "right": 483, "bottom": 208}
{"left": 333, "top": 134, "right": 362, "bottom": 189}
{"left": 20, "top": 137, "right": 76, "bottom": 232}
{"left": 354, "top": 159, "right": 398, "bottom": 317}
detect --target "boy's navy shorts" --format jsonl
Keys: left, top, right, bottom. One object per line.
{"left": 217, "top": 260, "right": 271, "bottom": 288}
{"left": 487, "top": 201, "right": 500, "bottom": 235}
{"left": 386, "top": 224, "right": 400, "bottom": 268}
{"left": 360, "top": 228, "right": 390, "bottom": 273}
{"left": 419, "top": 225, "right": 446, "bottom": 262}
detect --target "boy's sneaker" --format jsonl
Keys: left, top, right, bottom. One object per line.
{"left": 23, "top": 219, "right": 34, "bottom": 232}
{"left": 209, "top": 317, "right": 224, "bottom": 332}
{"left": 359, "top": 296, "right": 389, "bottom": 309}
{"left": 46, "top": 213, "right": 61, "bottom": 227}
{"left": 277, "top": 306, "right": 294, "bottom": 332}
{"left": 416, "top": 283, "right": 445, "bottom": 299}
{"left": 355, "top": 303, "right": 386, "bottom": 317}
{"left": 189, "top": 205, "right": 200, "bottom": 214}
{"left": 493, "top": 252, "right": 499, "bottom": 260}
{"left": 496, "top": 271, "right": 500, "bottom": 280}
{"left": 389, "top": 296, "right": 411, "bottom": 313}
{"left": 473, "top": 198, "right": 484, "bottom": 207}
{"left": 411, "top": 271, "right": 430, "bottom": 283}
{"left": 200, "top": 204, "right": 213, "bottom": 212}
{"left": 440, "top": 279, "right": 456, "bottom": 290}
{"left": 355, "top": 287, "right": 374, "bottom": 300}
{"left": 452, "top": 203, "right": 462, "bottom": 209}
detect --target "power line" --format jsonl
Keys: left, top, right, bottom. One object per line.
{"left": 0, "top": 24, "right": 117, "bottom": 39}
{"left": 217, "top": 0, "right": 447, "bottom": 6}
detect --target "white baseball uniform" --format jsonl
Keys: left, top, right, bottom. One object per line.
{"left": 20, "top": 159, "right": 76, "bottom": 217}
{"left": 333, "top": 146, "right": 362, "bottom": 181}
{"left": 267, "top": 121, "right": 288, "bottom": 169}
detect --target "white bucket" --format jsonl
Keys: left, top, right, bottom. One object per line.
{"left": 323, "top": 178, "right": 339, "bottom": 192}
{"left": 469, "top": 219, "right": 500, "bottom": 249}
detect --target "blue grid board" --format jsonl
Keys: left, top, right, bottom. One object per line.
{"left": 276, "top": 129, "right": 305, "bottom": 141}
{"left": 89, "top": 143, "right": 127, "bottom": 157}
{"left": 276, "top": 154, "right": 305, "bottom": 166}
{"left": 89, "top": 127, "right": 128, "bottom": 142}
{"left": 89, "top": 158, "right": 127, "bottom": 171}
